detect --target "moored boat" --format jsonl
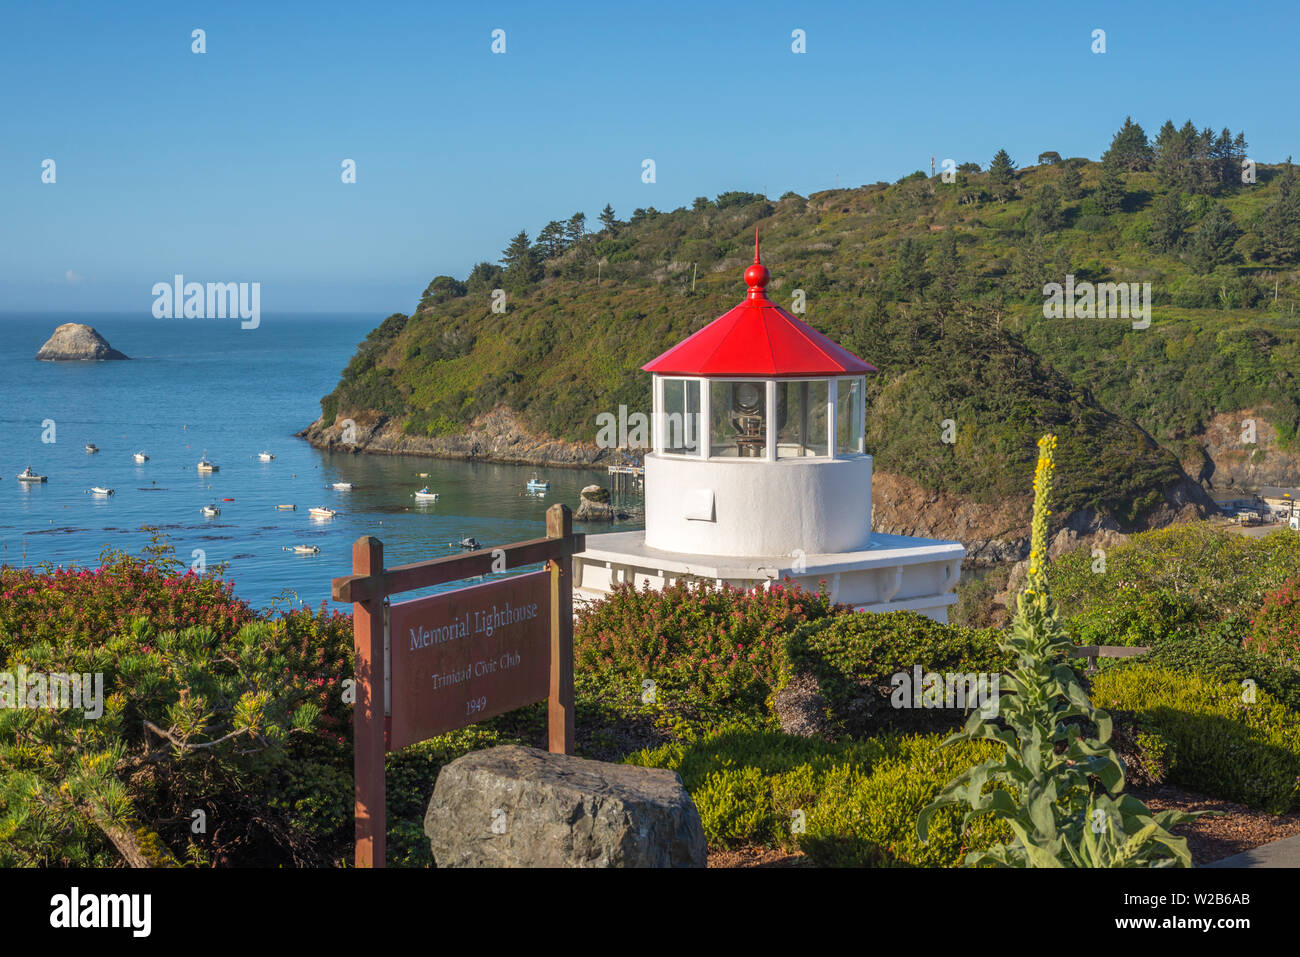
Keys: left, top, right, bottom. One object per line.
{"left": 331, "top": 482, "right": 353, "bottom": 490}
{"left": 309, "top": 506, "right": 337, "bottom": 519}
{"left": 275, "top": 503, "right": 297, "bottom": 510}
{"left": 258, "top": 451, "right": 275, "bottom": 462}
{"left": 88, "top": 486, "right": 114, "bottom": 496}
{"left": 201, "top": 504, "right": 220, "bottom": 517}
{"left": 413, "top": 487, "right": 439, "bottom": 501}
{"left": 197, "top": 455, "right": 219, "bottom": 472}
{"left": 17, "top": 466, "right": 47, "bottom": 483}
{"left": 525, "top": 473, "right": 550, "bottom": 492}
{"left": 84, "top": 443, "right": 99, "bottom": 454}
{"left": 284, "top": 544, "right": 320, "bottom": 555}
{"left": 133, "top": 451, "right": 149, "bottom": 463}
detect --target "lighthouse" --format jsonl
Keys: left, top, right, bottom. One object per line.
{"left": 573, "top": 235, "right": 964, "bottom": 621}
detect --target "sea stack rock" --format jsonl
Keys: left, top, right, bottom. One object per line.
{"left": 35, "top": 323, "right": 129, "bottom": 361}
{"left": 575, "top": 484, "right": 623, "bottom": 522}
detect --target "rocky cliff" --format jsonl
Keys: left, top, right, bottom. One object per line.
{"left": 35, "top": 323, "right": 129, "bottom": 361}
{"left": 1186, "top": 409, "right": 1300, "bottom": 491}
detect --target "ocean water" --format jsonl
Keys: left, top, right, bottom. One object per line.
{"left": 0, "top": 313, "right": 641, "bottom": 610}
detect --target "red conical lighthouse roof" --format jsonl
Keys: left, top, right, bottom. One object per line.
{"left": 642, "top": 231, "right": 876, "bottom": 377}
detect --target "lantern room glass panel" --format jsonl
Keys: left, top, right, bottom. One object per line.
{"left": 710, "top": 380, "right": 768, "bottom": 458}
{"left": 835, "top": 377, "right": 865, "bottom": 455}
{"left": 776, "top": 380, "right": 829, "bottom": 458}
{"left": 660, "top": 378, "right": 701, "bottom": 455}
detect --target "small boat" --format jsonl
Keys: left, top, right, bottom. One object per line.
{"left": 201, "top": 504, "right": 220, "bottom": 517}
{"left": 88, "top": 487, "right": 114, "bottom": 496}
{"left": 275, "top": 504, "right": 297, "bottom": 511}
{"left": 133, "top": 451, "right": 149, "bottom": 463}
{"left": 309, "top": 506, "right": 337, "bottom": 519}
{"left": 451, "top": 537, "right": 481, "bottom": 550}
{"left": 84, "top": 444, "right": 99, "bottom": 454}
{"left": 258, "top": 451, "right": 275, "bottom": 462}
{"left": 416, "top": 472, "right": 430, "bottom": 478}
{"left": 284, "top": 545, "right": 320, "bottom": 555}
{"left": 197, "top": 455, "right": 219, "bottom": 473}
{"left": 17, "top": 466, "right": 47, "bottom": 483}
{"left": 413, "top": 487, "right": 439, "bottom": 501}
{"left": 525, "top": 474, "right": 550, "bottom": 492}
{"left": 331, "top": 482, "right": 353, "bottom": 491}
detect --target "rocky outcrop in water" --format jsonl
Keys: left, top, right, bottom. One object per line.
{"left": 574, "top": 485, "right": 631, "bottom": 522}
{"left": 35, "top": 323, "right": 129, "bottom": 361}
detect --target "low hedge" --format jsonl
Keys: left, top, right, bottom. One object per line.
{"left": 783, "top": 612, "right": 1010, "bottom": 735}
{"left": 625, "top": 727, "right": 1010, "bottom": 866}
{"left": 1110, "top": 633, "right": 1300, "bottom": 714}
{"left": 1090, "top": 665, "right": 1300, "bottom": 813}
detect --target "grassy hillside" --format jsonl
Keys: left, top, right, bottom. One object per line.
{"left": 319, "top": 127, "right": 1300, "bottom": 526}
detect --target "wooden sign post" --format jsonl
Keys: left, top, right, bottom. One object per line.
{"left": 331, "top": 503, "right": 584, "bottom": 868}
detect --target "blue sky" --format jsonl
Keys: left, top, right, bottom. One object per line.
{"left": 1, "top": 0, "right": 1296, "bottom": 315}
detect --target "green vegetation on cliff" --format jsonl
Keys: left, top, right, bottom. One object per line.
{"left": 321, "top": 118, "right": 1300, "bottom": 525}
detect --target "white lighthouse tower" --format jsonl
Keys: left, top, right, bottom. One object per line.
{"left": 573, "top": 236, "right": 964, "bottom": 621}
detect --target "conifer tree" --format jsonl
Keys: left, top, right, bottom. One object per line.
{"left": 1095, "top": 161, "right": 1126, "bottom": 214}
{"left": 1102, "top": 117, "right": 1154, "bottom": 172}
{"left": 1058, "top": 163, "right": 1082, "bottom": 200}
{"left": 989, "top": 149, "right": 1017, "bottom": 185}
{"left": 599, "top": 204, "right": 618, "bottom": 234}
{"left": 1187, "top": 203, "right": 1241, "bottom": 273}
{"left": 1149, "top": 192, "right": 1189, "bottom": 253}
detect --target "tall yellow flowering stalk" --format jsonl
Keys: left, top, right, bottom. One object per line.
{"left": 920, "top": 433, "right": 1199, "bottom": 867}
{"left": 1022, "top": 433, "right": 1057, "bottom": 606}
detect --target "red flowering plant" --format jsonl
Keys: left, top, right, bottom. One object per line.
{"left": 1245, "top": 574, "right": 1300, "bottom": 666}
{"left": 0, "top": 528, "right": 255, "bottom": 661}
{"left": 0, "top": 531, "right": 358, "bottom": 867}
{"left": 573, "top": 578, "right": 846, "bottom": 730}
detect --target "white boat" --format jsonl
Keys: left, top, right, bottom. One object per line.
{"left": 526, "top": 479, "right": 550, "bottom": 492}
{"left": 16, "top": 466, "right": 47, "bottom": 483}
{"left": 197, "top": 455, "right": 219, "bottom": 473}
{"left": 309, "top": 506, "right": 337, "bottom": 519}
{"left": 84, "top": 444, "right": 99, "bottom": 454}
{"left": 201, "top": 504, "right": 220, "bottom": 517}
{"left": 332, "top": 482, "right": 353, "bottom": 490}
{"left": 275, "top": 504, "right": 297, "bottom": 511}
{"left": 413, "top": 487, "right": 439, "bottom": 501}
{"left": 133, "top": 451, "right": 149, "bottom": 463}
{"left": 89, "top": 487, "right": 114, "bottom": 496}
{"left": 258, "top": 451, "right": 275, "bottom": 462}
{"left": 284, "top": 544, "right": 320, "bottom": 555}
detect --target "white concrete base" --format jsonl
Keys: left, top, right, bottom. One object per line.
{"left": 573, "top": 529, "right": 965, "bottom": 623}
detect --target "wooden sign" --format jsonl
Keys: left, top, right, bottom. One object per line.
{"left": 332, "top": 504, "right": 583, "bottom": 868}
{"left": 388, "top": 570, "right": 550, "bottom": 750}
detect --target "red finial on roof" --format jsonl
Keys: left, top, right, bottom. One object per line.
{"left": 744, "top": 227, "right": 769, "bottom": 298}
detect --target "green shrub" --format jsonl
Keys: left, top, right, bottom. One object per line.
{"left": 1050, "top": 525, "right": 1300, "bottom": 645}
{"left": 1091, "top": 665, "right": 1300, "bottom": 813}
{"left": 1111, "top": 632, "right": 1300, "bottom": 712}
{"left": 626, "top": 726, "right": 1008, "bottom": 865}
{"left": 783, "top": 612, "right": 1009, "bottom": 735}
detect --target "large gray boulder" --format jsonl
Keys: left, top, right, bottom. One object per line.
{"left": 424, "top": 745, "right": 706, "bottom": 867}
{"left": 35, "top": 323, "right": 129, "bottom": 361}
